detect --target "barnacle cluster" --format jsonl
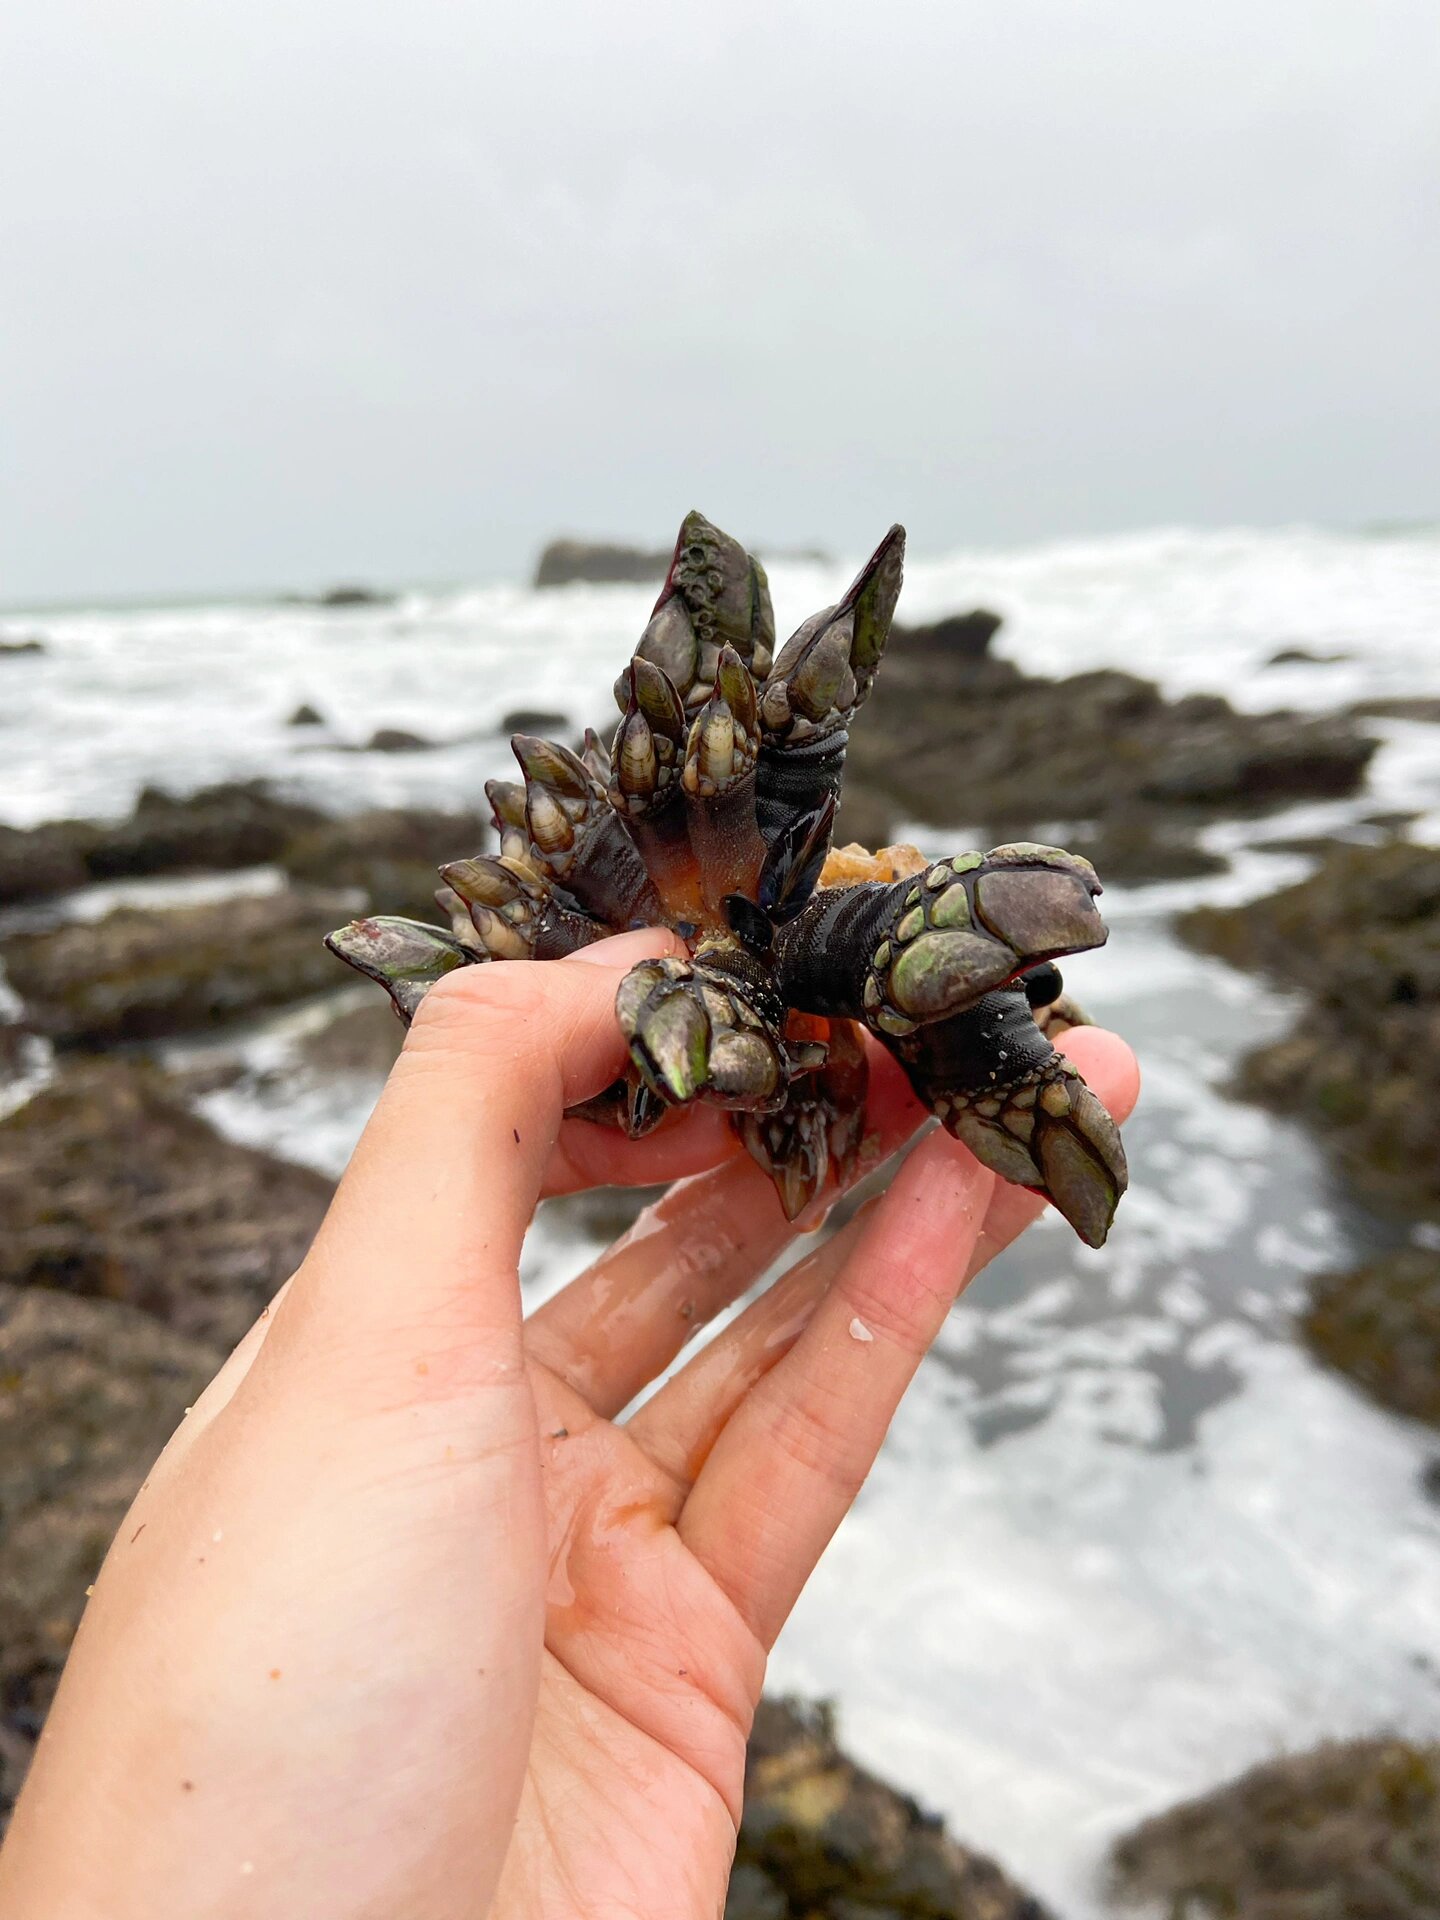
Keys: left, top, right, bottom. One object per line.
{"left": 327, "top": 513, "right": 1128, "bottom": 1243}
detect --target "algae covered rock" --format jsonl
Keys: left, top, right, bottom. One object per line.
{"left": 0, "top": 1285, "right": 224, "bottom": 1815}
{"left": 838, "top": 622, "right": 1376, "bottom": 882}
{"left": 0, "top": 1060, "right": 332, "bottom": 1347}
{"left": 1110, "top": 1736, "right": 1440, "bottom": 1918}
{"left": 1, "top": 887, "right": 351, "bottom": 1048}
{"left": 279, "top": 806, "right": 490, "bottom": 921}
{"left": 1179, "top": 841, "right": 1440, "bottom": 1220}
{"left": 733, "top": 1698, "right": 1052, "bottom": 1919}
{"left": 1302, "top": 1248, "right": 1440, "bottom": 1427}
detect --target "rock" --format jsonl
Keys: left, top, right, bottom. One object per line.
{"left": 0, "top": 1285, "right": 226, "bottom": 1815}
{"left": 0, "top": 1059, "right": 332, "bottom": 1345}
{"left": 890, "top": 609, "right": 1004, "bottom": 670}
{"left": 297, "top": 998, "right": 405, "bottom": 1076}
{"left": 841, "top": 632, "right": 1378, "bottom": 882}
{"left": 1178, "top": 842, "right": 1440, "bottom": 1220}
{"left": 1109, "top": 1736, "right": 1440, "bottom": 1918}
{"left": 83, "top": 781, "right": 328, "bottom": 883}
{"left": 724, "top": 1863, "right": 787, "bottom": 1920}
{"left": 501, "top": 707, "right": 572, "bottom": 736}
{"left": 1, "top": 886, "right": 352, "bottom": 1048}
{"left": 279, "top": 807, "right": 489, "bottom": 921}
{"left": 364, "top": 726, "right": 433, "bottom": 753}
{"left": 1067, "top": 816, "right": 1229, "bottom": 886}
{"left": 0, "top": 820, "right": 99, "bottom": 904}
{"left": 286, "top": 701, "right": 326, "bottom": 726}
{"left": 534, "top": 538, "right": 673, "bottom": 588}
{"left": 1302, "top": 1247, "right": 1440, "bottom": 1427}
{"left": 0, "top": 637, "right": 45, "bottom": 657}
{"left": 306, "top": 584, "right": 394, "bottom": 608}
{"left": 735, "top": 1698, "right": 1053, "bottom": 1920}
{"left": 1351, "top": 696, "right": 1440, "bottom": 724}
{"left": 1266, "top": 644, "right": 1349, "bottom": 666}
{"left": 0, "top": 782, "right": 328, "bottom": 907}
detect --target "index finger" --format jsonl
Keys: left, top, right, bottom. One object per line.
{"left": 279, "top": 932, "right": 674, "bottom": 1379}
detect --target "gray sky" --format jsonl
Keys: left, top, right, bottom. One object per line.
{"left": 3, "top": 0, "right": 1436, "bottom": 602}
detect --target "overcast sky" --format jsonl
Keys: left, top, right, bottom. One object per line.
{"left": 2, "top": 0, "right": 1436, "bottom": 602}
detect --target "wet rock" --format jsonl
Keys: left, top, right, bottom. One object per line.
{"left": 364, "top": 726, "right": 433, "bottom": 753}
{"left": 297, "top": 997, "right": 405, "bottom": 1076}
{"left": 0, "top": 1285, "right": 225, "bottom": 1816}
{"left": 279, "top": 806, "right": 489, "bottom": 921}
{"left": 2, "top": 887, "right": 352, "bottom": 1047}
{"left": 724, "top": 1863, "right": 788, "bottom": 1920}
{"left": 0, "top": 782, "right": 328, "bottom": 906}
{"left": 1266, "top": 644, "right": 1349, "bottom": 666}
{"left": 891, "top": 609, "right": 1005, "bottom": 670}
{"left": 735, "top": 1697, "right": 1053, "bottom": 1920}
{"left": 1110, "top": 1736, "right": 1440, "bottom": 1918}
{"left": 284, "top": 584, "right": 395, "bottom": 608}
{"left": 0, "top": 637, "right": 45, "bottom": 657}
{"left": 286, "top": 701, "right": 326, "bottom": 726}
{"left": 0, "top": 1059, "right": 332, "bottom": 1345}
{"left": 83, "top": 781, "right": 328, "bottom": 883}
{"left": 0, "top": 820, "right": 99, "bottom": 904}
{"left": 501, "top": 707, "right": 572, "bottom": 736}
{"left": 841, "top": 627, "right": 1377, "bottom": 881}
{"left": 1351, "top": 695, "right": 1440, "bottom": 724}
{"left": 1302, "top": 1247, "right": 1440, "bottom": 1427}
{"left": 1179, "top": 841, "right": 1440, "bottom": 1220}
{"left": 534, "top": 538, "right": 673, "bottom": 588}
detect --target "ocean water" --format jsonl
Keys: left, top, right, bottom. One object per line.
{"left": 4, "top": 523, "right": 1440, "bottom": 1916}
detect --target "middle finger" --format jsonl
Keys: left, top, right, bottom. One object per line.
{"left": 523, "top": 1046, "right": 929, "bottom": 1415}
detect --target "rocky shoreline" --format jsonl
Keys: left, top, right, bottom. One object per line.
{"left": 1, "top": 599, "right": 1437, "bottom": 1906}
{"left": 1179, "top": 839, "right": 1440, "bottom": 1431}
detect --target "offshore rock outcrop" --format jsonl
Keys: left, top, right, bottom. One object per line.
{"left": 0, "top": 781, "right": 489, "bottom": 916}
{"left": 838, "top": 617, "right": 1377, "bottom": 883}
{"left": 534, "top": 537, "right": 676, "bottom": 587}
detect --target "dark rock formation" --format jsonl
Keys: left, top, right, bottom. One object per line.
{"left": 2, "top": 887, "right": 351, "bottom": 1047}
{"left": 297, "top": 998, "right": 405, "bottom": 1076}
{"left": 0, "top": 637, "right": 45, "bottom": 657}
{"left": 363, "top": 726, "right": 433, "bottom": 753}
{"left": 83, "top": 782, "right": 328, "bottom": 884}
{"left": 1179, "top": 841, "right": 1440, "bottom": 1222}
{"left": 286, "top": 701, "right": 325, "bottom": 726}
{"left": 534, "top": 538, "right": 673, "bottom": 588}
{"left": 1302, "top": 1248, "right": 1440, "bottom": 1427}
{"left": 836, "top": 614, "right": 1377, "bottom": 882}
{"left": 1350, "top": 696, "right": 1440, "bottom": 724}
{"left": 0, "top": 782, "right": 328, "bottom": 907}
{"left": 1110, "top": 1737, "right": 1440, "bottom": 1918}
{"left": 0, "top": 1285, "right": 226, "bottom": 1814}
{"left": 0, "top": 1060, "right": 332, "bottom": 1345}
{"left": 279, "top": 806, "right": 489, "bottom": 921}
{"left": 288, "top": 584, "right": 395, "bottom": 608}
{"left": 731, "top": 1698, "right": 1053, "bottom": 1920}
{"left": 1266, "top": 645, "right": 1349, "bottom": 666}
{"left": 501, "top": 707, "right": 572, "bottom": 736}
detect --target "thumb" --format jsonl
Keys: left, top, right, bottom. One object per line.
{"left": 284, "top": 930, "right": 678, "bottom": 1370}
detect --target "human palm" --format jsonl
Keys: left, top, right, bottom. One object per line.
{"left": 0, "top": 934, "right": 1137, "bottom": 1920}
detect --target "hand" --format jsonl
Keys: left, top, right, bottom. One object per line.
{"left": 0, "top": 930, "right": 1139, "bottom": 1920}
